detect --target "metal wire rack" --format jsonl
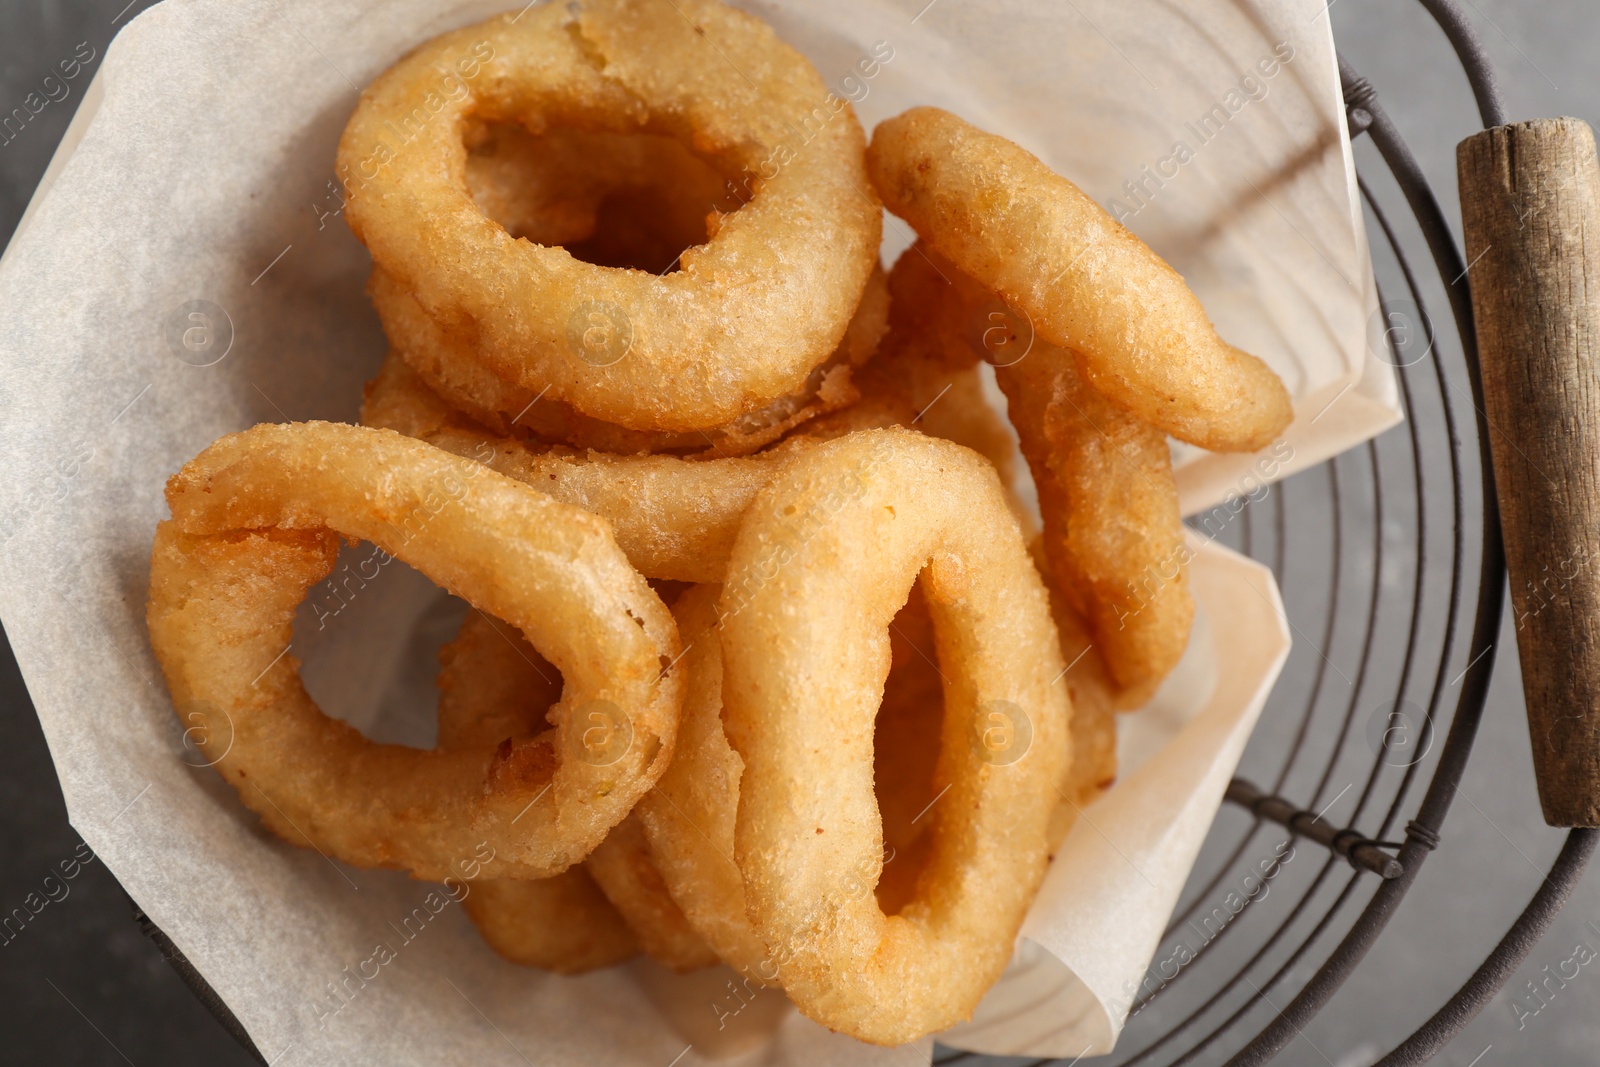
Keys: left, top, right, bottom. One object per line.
{"left": 137, "top": 1, "right": 1598, "bottom": 1063}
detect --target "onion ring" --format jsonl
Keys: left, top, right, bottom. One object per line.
{"left": 338, "top": 0, "right": 881, "bottom": 433}
{"left": 371, "top": 263, "right": 887, "bottom": 457}
{"left": 855, "top": 250, "right": 1018, "bottom": 488}
{"left": 999, "top": 343, "right": 1193, "bottom": 703}
{"left": 1036, "top": 568, "right": 1121, "bottom": 849}
{"left": 454, "top": 877, "right": 635, "bottom": 973}
{"left": 360, "top": 354, "right": 902, "bottom": 582}
{"left": 439, "top": 612, "right": 712, "bottom": 971}
{"left": 636, "top": 583, "right": 947, "bottom": 982}
{"left": 146, "top": 421, "right": 683, "bottom": 881}
{"left": 866, "top": 107, "right": 1291, "bottom": 452}
{"left": 392, "top": 119, "right": 887, "bottom": 454}
{"left": 640, "top": 582, "right": 1117, "bottom": 985}
{"left": 633, "top": 584, "right": 769, "bottom": 981}
{"left": 884, "top": 245, "right": 1194, "bottom": 701}
{"left": 585, "top": 814, "right": 719, "bottom": 972}
{"left": 435, "top": 610, "right": 638, "bottom": 973}
{"left": 717, "top": 428, "right": 1071, "bottom": 1044}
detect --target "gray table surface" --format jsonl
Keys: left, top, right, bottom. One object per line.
{"left": 1, "top": 1, "right": 1597, "bottom": 1064}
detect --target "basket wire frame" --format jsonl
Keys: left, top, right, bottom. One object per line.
{"left": 131, "top": 1, "right": 1595, "bottom": 1063}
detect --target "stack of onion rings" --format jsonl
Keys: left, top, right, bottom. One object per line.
{"left": 147, "top": 0, "right": 1295, "bottom": 1047}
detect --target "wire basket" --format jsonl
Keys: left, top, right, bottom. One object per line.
{"left": 137, "top": 1, "right": 1600, "bottom": 1063}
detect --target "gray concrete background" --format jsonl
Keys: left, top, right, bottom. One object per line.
{"left": 0, "top": 1, "right": 1596, "bottom": 1064}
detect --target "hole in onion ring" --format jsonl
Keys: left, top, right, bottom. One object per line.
{"left": 871, "top": 581, "right": 943, "bottom": 917}
{"left": 464, "top": 122, "right": 740, "bottom": 275}
{"left": 290, "top": 548, "right": 649, "bottom": 777}
{"left": 293, "top": 552, "right": 467, "bottom": 750}
{"left": 292, "top": 564, "right": 654, "bottom": 771}
{"left": 148, "top": 422, "right": 684, "bottom": 881}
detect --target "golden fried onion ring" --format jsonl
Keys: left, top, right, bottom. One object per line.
{"left": 454, "top": 876, "right": 634, "bottom": 973}
{"left": 639, "top": 584, "right": 950, "bottom": 980}
{"left": 585, "top": 813, "right": 719, "bottom": 972}
{"left": 339, "top": 0, "right": 881, "bottom": 433}
{"left": 999, "top": 345, "right": 1193, "bottom": 703}
{"left": 436, "top": 611, "right": 638, "bottom": 973}
{"left": 438, "top": 611, "right": 712, "bottom": 971}
{"left": 1044, "top": 582, "right": 1120, "bottom": 848}
{"left": 360, "top": 354, "right": 902, "bottom": 583}
{"left": 644, "top": 581, "right": 1118, "bottom": 989}
{"left": 854, "top": 248, "right": 1020, "bottom": 488}
{"left": 866, "top": 107, "right": 1291, "bottom": 453}
{"left": 717, "top": 429, "right": 1071, "bottom": 1044}
{"left": 634, "top": 585, "right": 770, "bottom": 980}
{"left": 882, "top": 246, "right": 1194, "bottom": 702}
{"left": 384, "top": 119, "right": 888, "bottom": 455}
{"left": 370, "top": 263, "right": 887, "bottom": 458}
{"left": 146, "top": 422, "right": 683, "bottom": 881}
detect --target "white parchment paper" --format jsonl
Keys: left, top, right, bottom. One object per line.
{"left": 0, "top": 0, "right": 1383, "bottom": 1062}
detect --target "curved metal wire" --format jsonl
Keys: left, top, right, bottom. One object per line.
{"left": 1375, "top": 828, "right": 1600, "bottom": 1065}
{"left": 1133, "top": 467, "right": 1345, "bottom": 1013}
{"left": 1112, "top": 445, "right": 1389, "bottom": 1066}
{"left": 1223, "top": 54, "right": 1509, "bottom": 1066}
{"left": 1414, "top": 0, "right": 1508, "bottom": 127}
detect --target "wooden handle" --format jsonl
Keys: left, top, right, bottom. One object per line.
{"left": 1459, "top": 117, "right": 1600, "bottom": 827}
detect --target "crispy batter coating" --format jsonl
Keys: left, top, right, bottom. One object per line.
{"left": 361, "top": 354, "right": 907, "bottom": 583}
{"left": 585, "top": 813, "right": 719, "bottom": 972}
{"left": 147, "top": 422, "right": 682, "bottom": 881}
{"left": 440, "top": 614, "right": 712, "bottom": 971}
{"left": 867, "top": 107, "right": 1291, "bottom": 452}
{"left": 371, "top": 263, "right": 887, "bottom": 457}
{"left": 1045, "top": 584, "right": 1121, "bottom": 847}
{"left": 638, "top": 584, "right": 982, "bottom": 984}
{"left": 718, "top": 430, "right": 1071, "bottom": 1044}
{"left": 363, "top": 356, "right": 794, "bottom": 582}
{"left": 383, "top": 117, "right": 887, "bottom": 455}
{"left": 998, "top": 345, "right": 1193, "bottom": 703}
{"left": 454, "top": 878, "right": 633, "bottom": 972}
{"left": 634, "top": 586, "right": 772, "bottom": 980}
{"left": 884, "top": 245, "right": 1193, "bottom": 701}
{"left": 856, "top": 249, "right": 1019, "bottom": 486}
{"left": 436, "top": 614, "right": 637, "bottom": 973}
{"left": 339, "top": 0, "right": 881, "bottom": 432}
